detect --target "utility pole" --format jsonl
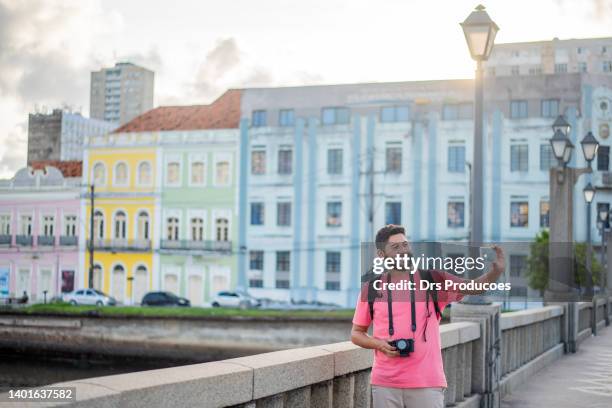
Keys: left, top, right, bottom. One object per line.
{"left": 88, "top": 184, "right": 95, "bottom": 289}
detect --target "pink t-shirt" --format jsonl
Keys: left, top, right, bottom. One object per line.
{"left": 352, "top": 269, "right": 465, "bottom": 389}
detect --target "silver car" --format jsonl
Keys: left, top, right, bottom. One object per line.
{"left": 63, "top": 289, "right": 117, "bottom": 306}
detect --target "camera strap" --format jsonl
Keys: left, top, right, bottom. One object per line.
{"left": 385, "top": 272, "right": 416, "bottom": 338}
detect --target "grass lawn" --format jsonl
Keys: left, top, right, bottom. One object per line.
{"left": 1, "top": 302, "right": 356, "bottom": 319}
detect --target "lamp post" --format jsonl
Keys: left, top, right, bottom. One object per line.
{"left": 546, "top": 116, "right": 599, "bottom": 301}
{"left": 460, "top": 4, "right": 498, "bottom": 304}
{"left": 583, "top": 182, "right": 595, "bottom": 296}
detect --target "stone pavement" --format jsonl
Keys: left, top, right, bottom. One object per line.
{"left": 501, "top": 326, "right": 612, "bottom": 408}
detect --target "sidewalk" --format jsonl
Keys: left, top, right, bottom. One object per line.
{"left": 501, "top": 326, "right": 612, "bottom": 408}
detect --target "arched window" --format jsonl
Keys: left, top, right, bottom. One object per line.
{"left": 93, "top": 163, "right": 106, "bottom": 186}
{"left": 191, "top": 217, "right": 203, "bottom": 241}
{"left": 167, "top": 217, "right": 179, "bottom": 240}
{"left": 216, "top": 161, "right": 229, "bottom": 185}
{"left": 114, "top": 211, "right": 127, "bottom": 239}
{"left": 191, "top": 161, "right": 205, "bottom": 185}
{"left": 112, "top": 264, "right": 125, "bottom": 302}
{"left": 138, "top": 162, "right": 151, "bottom": 185}
{"left": 114, "top": 162, "right": 128, "bottom": 185}
{"left": 93, "top": 264, "right": 103, "bottom": 290}
{"left": 93, "top": 210, "right": 104, "bottom": 239}
{"left": 167, "top": 162, "right": 180, "bottom": 184}
{"left": 137, "top": 211, "right": 149, "bottom": 240}
{"left": 215, "top": 218, "right": 229, "bottom": 241}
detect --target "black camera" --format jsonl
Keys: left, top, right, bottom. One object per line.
{"left": 388, "top": 338, "right": 415, "bottom": 357}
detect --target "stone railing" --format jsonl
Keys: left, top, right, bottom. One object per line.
{"left": 5, "top": 299, "right": 612, "bottom": 408}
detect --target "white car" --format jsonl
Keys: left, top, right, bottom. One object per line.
{"left": 211, "top": 291, "right": 261, "bottom": 309}
{"left": 63, "top": 289, "right": 117, "bottom": 306}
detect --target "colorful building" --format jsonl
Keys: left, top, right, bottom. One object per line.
{"left": 81, "top": 90, "right": 241, "bottom": 305}
{"left": 0, "top": 163, "right": 81, "bottom": 302}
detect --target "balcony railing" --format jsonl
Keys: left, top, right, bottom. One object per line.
{"left": 160, "top": 239, "right": 232, "bottom": 253}
{"left": 90, "top": 239, "right": 152, "bottom": 252}
{"left": 0, "top": 235, "right": 10, "bottom": 245}
{"left": 15, "top": 235, "right": 33, "bottom": 246}
{"left": 37, "top": 235, "right": 55, "bottom": 246}
{"left": 60, "top": 235, "right": 78, "bottom": 246}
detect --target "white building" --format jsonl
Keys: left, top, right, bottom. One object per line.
{"left": 237, "top": 72, "right": 612, "bottom": 307}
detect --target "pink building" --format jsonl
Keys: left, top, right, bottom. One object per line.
{"left": 0, "top": 164, "right": 82, "bottom": 302}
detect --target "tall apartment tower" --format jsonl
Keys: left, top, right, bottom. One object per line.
{"left": 90, "top": 62, "right": 155, "bottom": 125}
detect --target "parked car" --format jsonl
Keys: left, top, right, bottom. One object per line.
{"left": 211, "top": 291, "right": 261, "bottom": 309}
{"left": 141, "top": 291, "right": 190, "bottom": 307}
{"left": 63, "top": 289, "right": 116, "bottom": 306}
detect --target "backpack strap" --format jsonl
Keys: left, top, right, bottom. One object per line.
{"left": 420, "top": 269, "right": 442, "bottom": 320}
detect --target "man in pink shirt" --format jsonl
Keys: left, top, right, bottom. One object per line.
{"left": 351, "top": 224, "right": 505, "bottom": 408}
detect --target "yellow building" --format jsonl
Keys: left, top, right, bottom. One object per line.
{"left": 81, "top": 139, "right": 157, "bottom": 305}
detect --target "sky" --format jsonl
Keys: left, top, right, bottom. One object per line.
{"left": 0, "top": 0, "right": 611, "bottom": 178}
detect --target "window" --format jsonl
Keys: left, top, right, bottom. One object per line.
{"left": 511, "top": 65, "right": 520, "bottom": 76}
{"left": 93, "top": 163, "right": 106, "bottom": 185}
{"left": 510, "top": 255, "right": 527, "bottom": 277}
{"left": 385, "top": 202, "right": 401, "bottom": 225}
{"left": 216, "top": 218, "right": 229, "bottom": 241}
{"left": 41, "top": 215, "right": 54, "bottom": 236}
{"left": 603, "top": 61, "right": 612, "bottom": 73}
{"left": 20, "top": 215, "right": 32, "bottom": 236}
{"left": 540, "top": 201, "right": 549, "bottom": 228}
{"left": 380, "top": 105, "right": 410, "bottom": 122}
{"left": 252, "top": 110, "right": 267, "bottom": 127}
{"left": 0, "top": 214, "right": 11, "bottom": 235}
{"left": 114, "top": 211, "right": 127, "bottom": 239}
{"left": 448, "top": 145, "right": 466, "bottom": 173}
{"left": 528, "top": 66, "right": 542, "bottom": 75}
{"left": 326, "top": 202, "right": 342, "bottom": 227}
{"left": 321, "top": 107, "right": 350, "bottom": 125}
{"left": 277, "top": 202, "right": 291, "bottom": 226}
{"left": 167, "top": 162, "right": 180, "bottom": 185}
{"left": 554, "top": 63, "right": 568, "bottom": 73}
{"left": 251, "top": 149, "right": 266, "bottom": 175}
{"left": 541, "top": 99, "right": 559, "bottom": 118}
{"left": 191, "top": 161, "right": 205, "bottom": 185}
{"left": 327, "top": 148, "right": 343, "bottom": 175}
{"left": 447, "top": 201, "right": 465, "bottom": 228}
{"left": 249, "top": 279, "right": 263, "bottom": 288}
{"left": 276, "top": 251, "right": 290, "bottom": 289}
{"left": 597, "top": 146, "right": 609, "bottom": 171}
{"left": 510, "top": 201, "right": 529, "bottom": 227}
{"left": 138, "top": 162, "right": 151, "bottom": 185}
{"left": 250, "top": 251, "right": 264, "bottom": 270}
{"left": 137, "top": 211, "right": 149, "bottom": 240}
{"left": 279, "top": 109, "right": 295, "bottom": 127}
{"left": 510, "top": 100, "right": 528, "bottom": 119}
{"left": 578, "top": 62, "right": 588, "bottom": 73}
{"left": 386, "top": 145, "right": 402, "bottom": 173}
{"left": 511, "top": 144, "right": 529, "bottom": 172}
{"left": 216, "top": 161, "right": 230, "bottom": 185}
{"left": 442, "top": 103, "right": 473, "bottom": 120}
{"left": 325, "top": 251, "right": 341, "bottom": 291}
{"left": 540, "top": 144, "right": 555, "bottom": 171}
{"left": 278, "top": 148, "right": 292, "bottom": 175}
{"left": 114, "top": 162, "right": 128, "bottom": 185}
{"left": 191, "top": 218, "right": 203, "bottom": 241}
{"left": 251, "top": 203, "right": 264, "bottom": 225}
{"left": 93, "top": 210, "right": 104, "bottom": 239}
{"left": 167, "top": 217, "right": 179, "bottom": 240}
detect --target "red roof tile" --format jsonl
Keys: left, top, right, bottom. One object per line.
{"left": 113, "top": 89, "right": 242, "bottom": 133}
{"left": 30, "top": 160, "right": 82, "bottom": 178}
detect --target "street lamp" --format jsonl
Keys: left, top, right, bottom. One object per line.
{"left": 581, "top": 131, "right": 599, "bottom": 164}
{"left": 460, "top": 4, "right": 498, "bottom": 305}
{"left": 583, "top": 182, "right": 595, "bottom": 204}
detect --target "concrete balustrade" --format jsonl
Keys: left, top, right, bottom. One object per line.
{"left": 2, "top": 298, "right": 612, "bottom": 408}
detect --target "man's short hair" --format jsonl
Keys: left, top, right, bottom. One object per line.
{"left": 375, "top": 224, "right": 406, "bottom": 251}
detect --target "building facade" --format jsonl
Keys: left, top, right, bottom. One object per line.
{"left": 90, "top": 62, "right": 155, "bottom": 125}
{"left": 0, "top": 166, "right": 81, "bottom": 302}
{"left": 27, "top": 109, "right": 115, "bottom": 164}
{"left": 81, "top": 90, "right": 240, "bottom": 305}
{"left": 238, "top": 72, "right": 612, "bottom": 307}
